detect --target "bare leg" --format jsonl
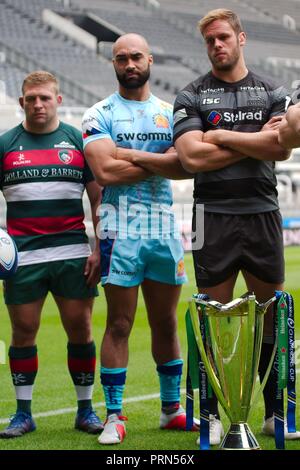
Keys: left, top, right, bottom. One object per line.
{"left": 197, "top": 272, "right": 239, "bottom": 303}
{"left": 101, "top": 284, "right": 139, "bottom": 368}
{"left": 54, "top": 295, "right": 94, "bottom": 344}
{"left": 7, "top": 299, "right": 45, "bottom": 347}
{"left": 142, "top": 279, "right": 181, "bottom": 365}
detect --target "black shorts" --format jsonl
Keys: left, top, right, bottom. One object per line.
{"left": 192, "top": 210, "right": 285, "bottom": 287}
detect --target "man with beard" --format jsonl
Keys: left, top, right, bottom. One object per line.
{"left": 82, "top": 33, "right": 198, "bottom": 445}
{"left": 174, "top": 9, "right": 300, "bottom": 444}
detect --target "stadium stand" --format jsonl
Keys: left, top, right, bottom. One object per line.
{"left": 1, "top": 0, "right": 299, "bottom": 107}
{"left": 244, "top": 0, "right": 300, "bottom": 31}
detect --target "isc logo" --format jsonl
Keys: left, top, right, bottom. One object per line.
{"left": 202, "top": 97, "right": 220, "bottom": 104}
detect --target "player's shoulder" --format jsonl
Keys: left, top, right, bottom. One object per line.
{"left": 247, "top": 70, "right": 284, "bottom": 92}
{"left": 0, "top": 123, "right": 24, "bottom": 143}
{"left": 174, "top": 72, "right": 212, "bottom": 108}
{"left": 151, "top": 94, "right": 173, "bottom": 111}
{"left": 0, "top": 124, "right": 24, "bottom": 153}
{"left": 59, "top": 121, "right": 82, "bottom": 141}
{"left": 58, "top": 121, "right": 83, "bottom": 150}
{"left": 180, "top": 71, "right": 212, "bottom": 93}
{"left": 83, "top": 93, "right": 117, "bottom": 119}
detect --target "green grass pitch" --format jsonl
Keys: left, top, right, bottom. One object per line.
{"left": 0, "top": 248, "right": 299, "bottom": 451}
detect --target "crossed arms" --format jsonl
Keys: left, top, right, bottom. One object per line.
{"left": 175, "top": 116, "right": 290, "bottom": 173}
{"left": 84, "top": 137, "right": 192, "bottom": 186}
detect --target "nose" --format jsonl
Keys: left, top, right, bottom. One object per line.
{"left": 125, "top": 59, "right": 136, "bottom": 71}
{"left": 33, "top": 97, "right": 43, "bottom": 109}
{"left": 214, "top": 38, "right": 223, "bottom": 49}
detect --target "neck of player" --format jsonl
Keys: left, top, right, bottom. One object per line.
{"left": 119, "top": 82, "right": 151, "bottom": 101}
{"left": 212, "top": 59, "right": 248, "bottom": 83}
{"left": 23, "top": 117, "right": 60, "bottom": 134}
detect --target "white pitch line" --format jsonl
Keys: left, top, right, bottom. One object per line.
{"left": 2, "top": 369, "right": 300, "bottom": 425}
{"left": 0, "top": 391, "right": 165, "bottom": 425}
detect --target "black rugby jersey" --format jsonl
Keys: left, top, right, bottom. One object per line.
{"left": 173, "top": 71, "right": 288, "bottom": 214}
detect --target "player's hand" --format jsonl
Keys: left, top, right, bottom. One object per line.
{"left": 84, "top": 250, "right": 101, "bottom": 287}
{"left": 261, "top": 115, "right": 283, "bottom": 131}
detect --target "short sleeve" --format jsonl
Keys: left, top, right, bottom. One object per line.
{"left": 82, "top": 104, "right": 112, "bottom": 149}
{"left": 269, "top": 85, "right": 290, "bottom": 117}
{"left": 173, "top": 89, "right": 204, "bottom": 142}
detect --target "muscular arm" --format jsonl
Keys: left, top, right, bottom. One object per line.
{"left": 278, "top": 104, "right": 300, "bottom": 149}
{"left": 116, "top": 146, "right": 193, "bottom": 180}
{"left": 175, "top": 130, "right": 246, "bottom": 173}
{"left": 204, "top": 129, "right": 290, "bottom": 161}
{"left": 83, "top": 138, "right": 151, "bottom": 186}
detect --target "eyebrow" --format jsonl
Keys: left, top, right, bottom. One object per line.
{"left": 115, "top": 51, "right": 143, "bottom": 59}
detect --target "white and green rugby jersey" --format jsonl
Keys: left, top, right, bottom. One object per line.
{"left": 0, "top": 122, "right": 94, "bottom": 265}
{"left": 82, "top": 92, "right": 178, "bottom": 237}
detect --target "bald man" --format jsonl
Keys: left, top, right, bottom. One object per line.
{"left": 278, "top": 103, "right": 300, "bottom": 149}
{"left": 82, "top": 33, "right": 197, "bottom": 445}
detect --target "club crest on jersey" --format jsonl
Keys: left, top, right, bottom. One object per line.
{"left": 207, "top": 110, "right": 222, "bottom": 126}
{"left": 153, "top": 114, "right": 169, "bottom": 128}
{"left": 58, "top": 149, "right": 73, "bottom": 164}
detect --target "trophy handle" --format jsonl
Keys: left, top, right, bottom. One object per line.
{"left": 250, "top": 339, "right": 277, "bottom": 412}
{"left": 249, "top": 296, "right": 277, "bottom": 412}
{"left": 188, "top": 299, "right": 233, "bottom": 421}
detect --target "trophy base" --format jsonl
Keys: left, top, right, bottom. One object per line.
{"left": 220, "top": 423, "right": 260, "bottom": 450}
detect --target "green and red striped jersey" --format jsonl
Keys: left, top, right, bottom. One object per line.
{"left": 0, "top": 122, "right": 94, "bottom": 266}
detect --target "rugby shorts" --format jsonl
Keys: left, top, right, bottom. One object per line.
{"left": 4, "top": 257, "right": 98, "bottom": 305}
{"left": 192, "top": 210, "right": 285, "bottom": 287}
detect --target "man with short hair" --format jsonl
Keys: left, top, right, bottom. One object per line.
{"left": 279, "top": 102, "right": 300, "bottom": 148}
{"left": 83, "top": 33, "right": 198, "bottom": 445}
{"left": 0, "top": 71, "right": 103, "bottom": 438}
{"left": 174, "top": 9, "right": 300, "bottom": 443}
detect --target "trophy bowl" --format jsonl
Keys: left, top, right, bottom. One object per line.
{"left": 188, "top": 293, "right": 276, "bottom": 450}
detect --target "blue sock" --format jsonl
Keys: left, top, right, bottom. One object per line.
{"left": 157, "top": 359, "right": 183, "bottom": 412}
{"left": 100, "top": 367, "right": 127, "bottom": 416}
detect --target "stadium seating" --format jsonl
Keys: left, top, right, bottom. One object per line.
{"left": 0, "top": 0, "right": 299, "bottom": 107}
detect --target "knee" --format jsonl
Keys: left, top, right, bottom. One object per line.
{"left": 11, "top": 319, "right": 39, "bottom": 344}
{"left": 107, "top": 317, "right": 133, "bottom": 340}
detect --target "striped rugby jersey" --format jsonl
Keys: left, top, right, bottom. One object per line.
{"left": 173, "top": 70, "right": 288, "bottom": 214}
{"left": 0, "top": 122, "right": 93, "bottom": 266}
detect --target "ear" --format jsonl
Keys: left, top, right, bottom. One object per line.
{"left": 19, "top": 96, "right": 24, "bottom": 109}
{"left": 57, "top": 94, "right": 63, "bottom": 105}
{"left": 149, "top": 54, "right": 153, "bottom": 66}
{"left": 239, "top": 32, "right": 246, "bottom": 47}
